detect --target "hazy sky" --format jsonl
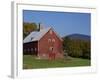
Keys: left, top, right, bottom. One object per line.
{"left": 23, "top": 10, "right": 91, "bottom": 37}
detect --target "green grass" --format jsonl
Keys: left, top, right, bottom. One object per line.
{"left": 23, "top": 55, "right": 91, "bottom": 69}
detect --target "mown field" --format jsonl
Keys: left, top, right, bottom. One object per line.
{"left": 23, "top": 55, "right": 91, "bottom": 69}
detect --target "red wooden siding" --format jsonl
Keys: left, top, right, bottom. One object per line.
{"left": 38, "top": 29, "right": 63, "bottom": 59}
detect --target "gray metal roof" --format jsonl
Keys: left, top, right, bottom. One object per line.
{"left": 23, "top": 27, "right": 51, "bottom": 43}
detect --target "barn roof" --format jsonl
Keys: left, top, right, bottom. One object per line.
{"left": 23, "top": 27, "right": 51, "bottom": 43}
{"left": 23, "top": 27, "right": 62, "bottom": 43}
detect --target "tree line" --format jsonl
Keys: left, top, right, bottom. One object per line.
{"left": 63, "top": 37, "right": 91, "bottom": 59}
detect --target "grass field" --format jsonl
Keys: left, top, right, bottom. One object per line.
{"left": 23, "top": 55, "right": 91, "bottom": 69}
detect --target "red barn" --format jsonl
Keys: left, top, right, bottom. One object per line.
{"left": 23, "top": 27, "right": 63, "bottom": 59}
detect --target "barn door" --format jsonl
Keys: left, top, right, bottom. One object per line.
{"left": 49, "top": 47, "right": 55, "bottom": 60}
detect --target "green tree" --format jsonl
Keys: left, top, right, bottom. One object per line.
{"left": 81, "top": 41, "right": 91, "bottom": 59}
{"left": 23, "top": 22, "right": 37, "bottom": 39}
{"left": 63, "top": 37, "right": 90, "bottom": 59}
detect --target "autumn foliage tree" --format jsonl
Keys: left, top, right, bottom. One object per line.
{"left": 63, "top": 37, "right": 91, "bottom": 59}
{"left": 23, "top": 22, "right": 37, "bottom": 39}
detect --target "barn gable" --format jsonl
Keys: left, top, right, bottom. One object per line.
{"left": 23, "top": 27, "right": 62, "bottom": 43}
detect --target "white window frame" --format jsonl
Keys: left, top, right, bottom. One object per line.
{"left": 31, "top": 48, "right": 33, "bottom": 51}
{"left": 52, "top": 39, "right": 55, "bottom": 42}
{"left": 48, "top": 39, "right": 51, "bottom": 42}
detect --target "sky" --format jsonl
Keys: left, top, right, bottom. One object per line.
{"left": 23, "top": 10, "right": 91, "bottom": 37}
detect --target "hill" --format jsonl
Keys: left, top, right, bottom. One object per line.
{"left": 63, "top": 34, "right": 90, "bottom": 41}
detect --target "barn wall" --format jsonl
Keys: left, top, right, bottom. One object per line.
{"left": 38, "top": 29, "right": 63, "bottom": 59}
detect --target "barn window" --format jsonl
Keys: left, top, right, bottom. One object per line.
{"left": 49, "top": 30, "right": 52, "bottom": 34}
{"left": 48, "top": 39, "right": 51, "bottom": 42}
{"left": 52, "top": 39, "right": 55, "bottom": 42}
{"left": 28, "top": 48, "right": 30, "bottom": 52}
{"left": 31, "top": 48, "right": 33, "bottom": 51}
{"left": 35, "top": 48, "right": 37, "bottom": 51}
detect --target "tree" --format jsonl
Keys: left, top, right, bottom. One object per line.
{"left": 81, "top": 41, "right": 91, "bottom": 59}
{"left": 23, "top": 22, "right": 37, "bottom": 39}
{"left": 63, "top": 37, "right": 91, "bottom": 59}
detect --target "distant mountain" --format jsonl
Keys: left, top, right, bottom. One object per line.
{"left": 63, "top": 34, "right": 90, "bottom": 41}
